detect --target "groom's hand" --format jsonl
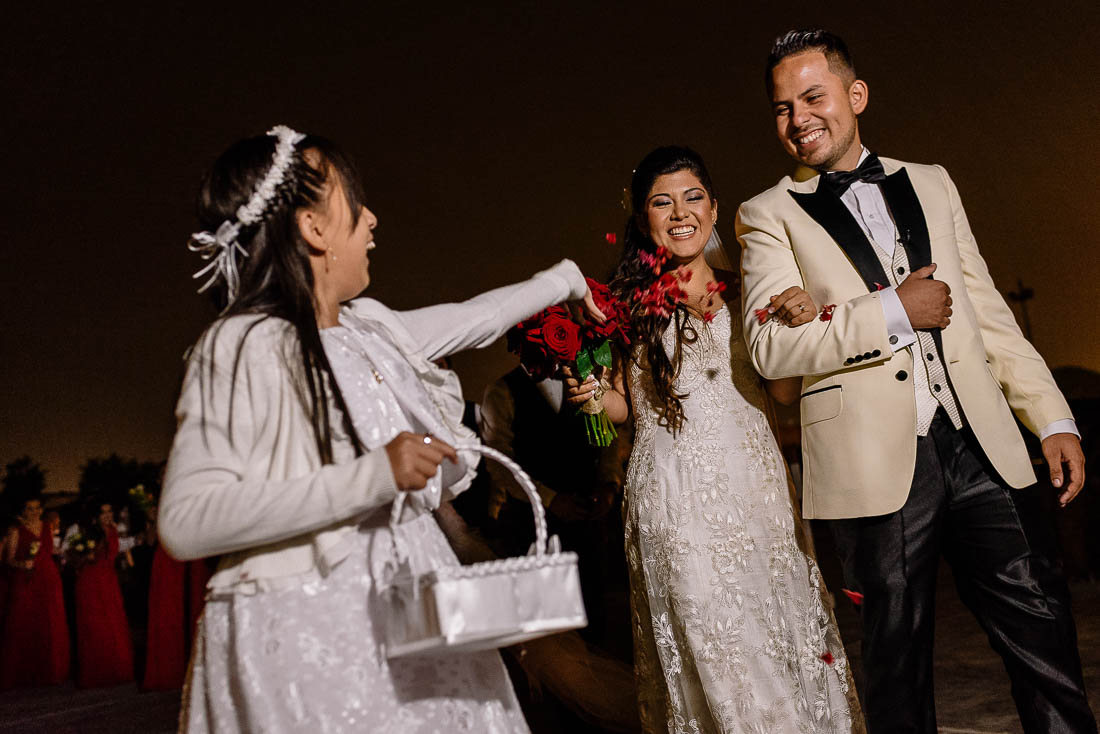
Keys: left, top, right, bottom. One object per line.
{"left": 896, "top": 264, "right": 952, "bottom": 329}
{"left": 1041, "top": 433, "right": 1086, "bottom": 506}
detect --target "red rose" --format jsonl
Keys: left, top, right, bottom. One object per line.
{"left": 520, "top": 341, "right": 555, "bottom": 380}
{"left": 820, "top": 651, "right": 835, "bottom": 665}
{"left": 583, "top": 278, "right": 622, "bottom": 339}
{"left": 542, "top": 314, "right": 581, "bottom": 361}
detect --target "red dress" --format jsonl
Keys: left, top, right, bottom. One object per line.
{"left": 0, "top": 523, "right": 70, "bottom": 688}
{"left": 74, "top": 527, "right": 133, "bottom": 687}
{"left": 142, "top": 545, "right": 211, "bottom": 690}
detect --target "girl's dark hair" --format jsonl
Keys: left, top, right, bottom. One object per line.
{"left": 609, "top": 145, "right": 716, "bottom": 434}
{"left": 192, "top": 132, "right": 365, "bottom": 463}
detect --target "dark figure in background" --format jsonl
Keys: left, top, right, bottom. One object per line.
{"left": 0, "top": 495, "right": 70, "bottom": 688}
{"left": 72, "top": 501, "right": 134, "bottom": 688}
{"left": 738, "top": 29, "right": 1095, "bottom": 733}
{"left": 481, "top": 364, "right": 628, "bottom": 652}
{"left": 480, "top": 364, "right": 640, "bottom": 733}
{"left": 143, "top": 506, "right": 211, "bottom": 691}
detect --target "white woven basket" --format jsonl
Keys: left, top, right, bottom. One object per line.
{"left": 382, "top": 444, "right": 587, "bottom": 658}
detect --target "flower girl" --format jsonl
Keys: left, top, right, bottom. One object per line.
{"left": 161, "top": 126, "right": 603, "bottom": 732}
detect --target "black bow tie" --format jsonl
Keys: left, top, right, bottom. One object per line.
{"left": 821, "top": 153, "right": 887, "bottom": 196}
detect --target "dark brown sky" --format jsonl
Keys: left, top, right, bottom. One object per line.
{"left": 4, "top": 2, "right": 1098, "bottom": 493}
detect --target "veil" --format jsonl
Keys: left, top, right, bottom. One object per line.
{"left": 703, "top": 228, "right": 735, "bottom": 271}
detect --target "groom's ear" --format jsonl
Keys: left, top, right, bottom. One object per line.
{"left": 849, "top": 79, "right": 869, "bottom": 116}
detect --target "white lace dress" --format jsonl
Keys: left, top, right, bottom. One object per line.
{"left": 625, "top": 305, "right": 862, "bottom": 734}
{"left": 182, "top": 314, "right": 528, "bottom": 734}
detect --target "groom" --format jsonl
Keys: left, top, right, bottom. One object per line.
{"left": 737, "top": 30, "right": 1096, "bottom": 733}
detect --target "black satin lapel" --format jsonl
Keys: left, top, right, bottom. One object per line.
{"left": 881, "top": 168, "right": 932, "bottom": 271}
{"left": 789, "top": 186, "right": 890, "bottom": 293}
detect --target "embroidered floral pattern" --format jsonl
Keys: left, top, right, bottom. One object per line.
{"left": 625, "top": 307, "right": 863, "bottom": 733}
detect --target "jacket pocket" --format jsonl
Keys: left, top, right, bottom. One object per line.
{"left": 801, "top": 385, "right": 843, "bottom": 425}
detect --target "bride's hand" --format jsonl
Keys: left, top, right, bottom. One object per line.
{"left": 769, "top": 286, "right": 817, "bottom": 327}
{"left": 561, "top": 365, "right": 600, "bottom": 406}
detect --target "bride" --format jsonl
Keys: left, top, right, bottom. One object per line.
{"left": 567, "top": 146, "right": 863, "bottom": 732}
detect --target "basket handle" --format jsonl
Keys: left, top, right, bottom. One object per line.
{"left": 389, "top": 443, "right": 549, "bottom": 557}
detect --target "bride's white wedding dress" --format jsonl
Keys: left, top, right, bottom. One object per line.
{"left": 625, "top": 305, "right": 863, "bottom": 733}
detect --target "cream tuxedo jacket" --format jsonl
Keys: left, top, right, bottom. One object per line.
{"left": 736, "top": 157, "right": 1071, "bottom": 519}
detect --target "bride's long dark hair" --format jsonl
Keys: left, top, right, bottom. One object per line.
{"left": 609, "top": 146, "right": 716, "bottom": 434}
{"left": 190, "top": 131, "right": 364, "bottom": 463}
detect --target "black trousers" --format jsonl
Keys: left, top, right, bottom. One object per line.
{"left": 829, "top": 412, "right": 1096, "bottom": 733}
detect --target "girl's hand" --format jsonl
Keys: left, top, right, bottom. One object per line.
{"left": 575, "top": 285, "right": 607, "bottom": 324}
{"left": 768, "top": 287, "right": 817, "bottom": 327}
{"left": 561, "top": 365, "right": 599, "bottom": 406}
{"left": 385, "top": 432, "right": 458, "bottom": 492}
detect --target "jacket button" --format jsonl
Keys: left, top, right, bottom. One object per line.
{"left": 933, "top": 383, "right": 942, "bottom": 392}
{"left": 897, "top": 266, "right": 906, "bottom": 275}
{"left": 896, "top": 370, "right": 908, "bottom": 381}
{"left": 854, "top": 354, "right": 864, "bottom": 362}
{"left": 872, "top": 349, "right": 882, "bottom": 357}
{"left": 845, "top": 358, "right": 855, "bottom": 366}
{"left": 927, "top": 353, "right": 935, "bottom": 361}
{"left": 863, "top": 352, "right": 873, "bottom": 359}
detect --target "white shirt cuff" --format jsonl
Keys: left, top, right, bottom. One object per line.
{"left": 879, "top": 286, "right": 917, "bottom": 352}
{"left": 1039, "top": 419, "right": 1080, "bottom": 441}
{"left": 542, "top": 259, "right": 587, "bottom": 301}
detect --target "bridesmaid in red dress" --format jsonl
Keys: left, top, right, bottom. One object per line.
{"left": 73, "top": 502, "right": 134, "bottom": 688}
{"left": 142, "top": 509, "right": 211, "bottom": 691}
{"left": 0, "top": 496, "right": 70, "bottom": 689}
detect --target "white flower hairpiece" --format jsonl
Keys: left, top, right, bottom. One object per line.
{"left": 188, "top": 125, "right": 307, "bottom": 305}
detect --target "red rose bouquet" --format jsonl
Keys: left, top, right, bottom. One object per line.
{"left": 506, "top": 278, "right": 631, "bottom": 446}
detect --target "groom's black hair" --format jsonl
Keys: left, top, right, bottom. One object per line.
{"left": 766, "top": 30, "right": 856, "bottom": 94}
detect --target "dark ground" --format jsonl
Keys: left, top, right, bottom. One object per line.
{"left": 2, "top": 533, "right": 1097, "bottom": 734}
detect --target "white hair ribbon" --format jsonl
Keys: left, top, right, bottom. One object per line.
{"left": 187, "top": 125, "right": 307, "bottom": 306}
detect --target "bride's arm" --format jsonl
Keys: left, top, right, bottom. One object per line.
{"left": 601, "top": 367, "right": 630, "bottom": 424}
{"left": 764, "top": 377, "right": 801, "bottom": 406}
{"left": 760, "top": 285, "right": 815, "bottom": 405}
{"left": 563, "top": 358, "right": 630, "bottom": 425}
